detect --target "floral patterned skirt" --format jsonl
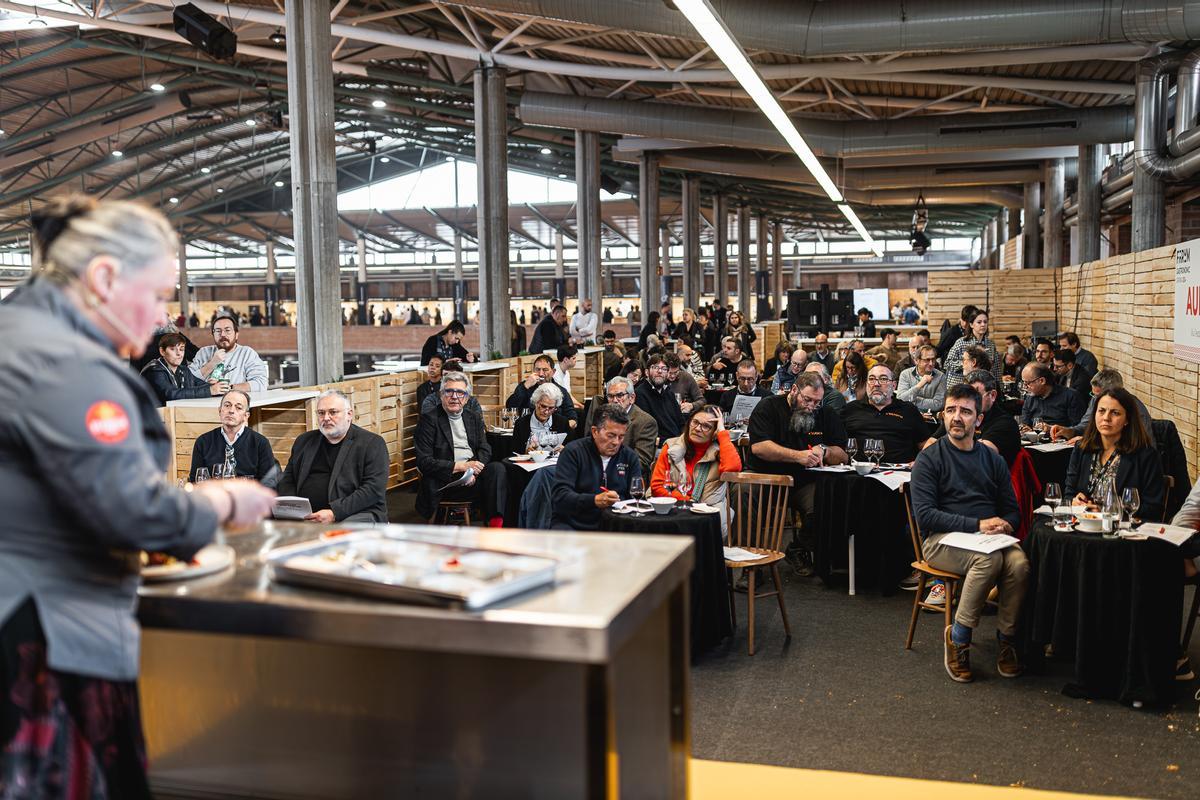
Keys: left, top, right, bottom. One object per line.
{"left": 0, "top": 599, "right": 151, "bottom": 800}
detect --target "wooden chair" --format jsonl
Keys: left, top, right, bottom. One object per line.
{"left": 900, "top": 483, "right": 964, "bottom": 650}
{"left": 433, "top": 500, "right": 473, "bottom": 526}
{"left": 722, "top": 471, "right": 793, "bottom": 655}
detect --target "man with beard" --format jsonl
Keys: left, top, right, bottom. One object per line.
{"left": 601, "top": 330, "right": 623, "bottom": 379}
{"left": 190, "top": 313, "right": 268, "bottom": 392}
{"left": 925, "top": 370, "right": 1021, "bottom": 467}
{"left": 841, "top": 365, "right": 935, "bottom": 464}
{"left": 707, "top": 337, "right": 744, "bottom": 385}
{"left": 188, "top": 389, "right": 279, "bottom": 485}
{"left": 275, "top": 389, "right": 389, "bottom": 523}
{"left": 895, "top": 345, "right": 946, "bottom": 414}
{"left": 570, "top": 298, "right": 598, "bottom": 344}
{"left": 636, "top": 353, "right": 684, "bottom": 439}
{"left": 910, "top": 384, "right": 1025, "bottom": 684}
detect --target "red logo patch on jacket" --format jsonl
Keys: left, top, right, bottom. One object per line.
{"left": 85, "top": 400, "right": 130, "bottom": 444}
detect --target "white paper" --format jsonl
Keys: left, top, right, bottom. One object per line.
{"left": 1034, "top": 504, "right": 1089, "bottom": 516}
{"left": 807, "top": 464, "right": 854, "bottom": 473}
{"left": 514, "top": 457, "right": 559, "bottom": 473}
{"left": 937, "top": 531, "right": 1020, "bottom": 554}
{"left": 439, "top": 470, "right": 476, "bottom": 492}
{"left": 1135, "top": 523, "right": 1198, "bottom": 547}
{"left": 1026, "top": 441, "right": 1075, "bottom": 453}
{"left": 272, "top": 496, "right": 312, "bottom": 520}
{"left": 723, "top": 546, "right": 763, "bottom": 562}
{"left": 867, "top": 471, "right": 912, "bottom": 491}
{"left": 729, "top": 394, "right": 763, "bottom": 424}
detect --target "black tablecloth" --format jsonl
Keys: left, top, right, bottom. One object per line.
{"left": 600, "top": 507, "right": 731, "bottom": 655}
{"left": 1025, "top": 444, "right": 1071, "bottom": 488}
{"left": 487, "top": 430, "right": 516, "bottom": 462}
{"left": 1022, "top": 519, "right": 1183, "bottom": 706}
{"left": 812, "top": 472, "right": 912, "bottom": 593}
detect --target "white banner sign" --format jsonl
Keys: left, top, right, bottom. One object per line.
{"left": 1175, "top": 240, "right": 1200, "bottom": 364}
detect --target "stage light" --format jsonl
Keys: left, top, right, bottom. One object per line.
{"left": 173, "top": 3, "right": 237, "bottom": 60}
{"left": 150, "top": 83, "right": 166, "bottom": 93}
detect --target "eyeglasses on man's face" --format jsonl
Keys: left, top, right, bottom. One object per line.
{"left": 865, "top": 376, "right": 892, "bottom": 386}
{"left": 442, "top": 388, "right": 468, "bottom": 398}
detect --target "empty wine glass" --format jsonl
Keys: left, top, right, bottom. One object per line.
{"left": 866, "top": 438, "right": 884, "bottom": 465}
{"left": 630, "top": 477, "right": 646, "bottom": 516}
{"left": 846, "top": 437, "right": 859, "bottom": 463}
{"left": 679, "top": 476, "right": 694, "bottom": 510}
{"left": 1044, "top": 482, "right": 1064, "bottom": 529}
{"left": 1122, "top": 487, "right": 1141, "bottom": 529}
{"left": 194, "top": 467, "right": 211, "bottom": 483}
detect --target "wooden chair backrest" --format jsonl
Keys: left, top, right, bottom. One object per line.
{"left": 900, "top": 482, "right": 926, "bottom": 563}
{"left": 722, "top": 471, "right": 793, "bottom": 552}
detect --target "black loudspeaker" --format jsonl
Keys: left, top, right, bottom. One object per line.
{"left": 173, "top": 3, "right": 237, "bottom": 60}
{"left": 600, "top": 173, "right": 621, "bottom": 195}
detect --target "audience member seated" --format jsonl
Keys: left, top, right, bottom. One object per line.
{"left": 896, "top": 329, "right": 931, "bottom": 374}
{"left": 928, "top": 370, "right": 1020, "bottom": 466}
{"left": 141, "top": 332, "right": 223, "bottom": 404}
{"left": 636, "top": 353, "right": 684, "bottom": 440}
{"left": 772, "top": 348, "right": 808, "bottom": 393}
{"left": 1019, "top": 362, "right": 1086, "bottom": 430}
{"left": 1053, "top": 348, "right": 1091, "bottom": 395}
{"left": 619, "top": 358, "right": 643, "bottom": 387}
{"left": 707, "top": 337, "right": 744, "bottom": 385}
{"left": 421, "top": 319, "right": 475, "bottom": 365}
{"left": 896, "top": 344, "right": 946, "bottom": 414}
{"left": 417, "top": 354, "right": 444, "bottom": 407}
{"left": 584, "top": 375, "right": 659, "bottom": 476}
{"left": 553, "top": 345, "right": 586, "bottom": 412}
{"left": 910, "top": 384, "right": 1026, "bottom": 684}
{"left": 190, "top": 313, "right": 268, "bottom": 392}
{"left": 189, "top": 389, "right": 279, "bottom": 485}
{"left": 720, "top": 359, "right": 772, "bottom": 419}
{"left": 764, "top": 341, "right": 795, "bottom": 382}
{"left": 944, "top": 309, "right": 1001, "bottom": 388}
{"left": 276, "top": 389, "right": 389, "bottom": 523}
{"left": 961, "top": 345, "right": 992, "bottom": 379}
{"left": 506, "top": 353, "right": 578, "bottom": 423}
{"left": 1064, "top": 388, "right": 1164, "bottom": 521}
{"left": 667, "top": 351, "right": 704, "bottom": 411}
{"left": 1032, "top": 338, "right": 1054, "bottom": 367}
{"left": 936, "top": 304, "right": 978, "bottom": 364}
{"left": 1057, "top": 331, "right": 1098, "bottom": 377}
{"left": 602, "top": 330, "right": 624, "bottom": 379}
{"left": 513, "top": 382, "right": 571, "bottom": 454}
{"left": 832, "top": 350, "right": 870, "bottom": 403}
{"left": 867, "top": 328, "right": 904, "bottom": 374}
{"left": 809, "top": 332, "right": 836, "bottom": 374}
{"left": 551, "top": 404, "right": 642, "bottom": 530}
{"left": 414, "top": 372, "right": 507, "bottom": 526}
{"left": 675, "top": 341, "right": 707, "bottom": 378}
{"left": 1005, "top": 335, "right": 1031, "bottom": 362}
{"left": 805, "top": 362, "right": 845, "bottom": 412}
{"left": 651, "top": 403, "right": 742, "bottom": 531}
{"left": 1002, "top": 343, "right": 1028, "bottom": 380}
{"left": 841, "top": 365, "right": 935, "bottom": 463}
{"left": 1051, "top": 368, "right": 1151, "bottom": 442}
{"left": 529, "top": 304, "right": 568, "bottom": 354}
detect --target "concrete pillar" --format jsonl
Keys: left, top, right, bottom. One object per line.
{"left": 997, "top": 208, "right": 1009, "bottom": 245}
{"left": 286, "top": 0, "right": 343, "bottom": 383}
{"left": 736, "top": 204, "right": 751, "bottom": 315}
{"left": 638, "top": 152, "right": 660, "bottom": 318}
{"left": 1043, "top": 159, "right": 1065, "bottom": 268}
{"left": 771, "top": 220, "right": 783, "bottom": 321}
{"left": 514, "top": 262, "right": 524, "bottom": 299}
{"left": 660, "top": 226, "right": 673, "bottom": 308}
{"left": 452, "top": 234, "right": 466, "bottom": 322}
{"left": 981, "top": 221, "right": 992, "bottom": 269}
{"left": 474, "top": 65, "right": 511, "bottom": 360}
{"left": 177, "top": 238, "right": 189, "bottom": 321}
{"left": 681, "top": 175, "right": 701, "bottom": 310}
{"left": 713, "top": 193, "right": 728, "bottom": 306}
{"left": 1077, "top": 144, "right": 1103, "bottom": 263}
{"left": 264, "top": 240, "right": 277, "bottom": 326}
{"left": 355, "top": 235, "right": 369, "bottom": 325}
{"left": 553, "top": 231, "right": 566, "bottom": 301}
{"left": 575, "top": 129, "right": 602, "bottom": 315}
{"left": 1132, "top": 159, "right": 1166, "bottom": 253}
{"left": 1023, "top": 181, "right": 1042, "bottom": 268}
{"left": 755, "top": 214, "right": 770, "bottom": 321}
{"left": 988, "top": 216, "right": 1000, "bottom": 269}
{"left": 1008, "top": 205, "right": 1022, "bottom": 240}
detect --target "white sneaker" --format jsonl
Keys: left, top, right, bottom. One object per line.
{"left": 922, "top": 581, "right": 946, "bottom": 611}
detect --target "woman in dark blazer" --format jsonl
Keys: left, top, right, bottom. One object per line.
{"left": 1065, "top": 388, "right": 1165, "bottom": 521}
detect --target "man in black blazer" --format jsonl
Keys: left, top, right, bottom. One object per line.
{"left": 275, "top": 389, "right": 389, "bottom": 523}
{"left": 414, "top": 371, "right": 508, "bottom": 525}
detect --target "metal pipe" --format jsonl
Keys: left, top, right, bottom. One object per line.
{"left": 1133, "top": 51, "right": 1200, "bottom": 180}
{"left": 1170, "top": 50, "right": 1200, "bottom": 156}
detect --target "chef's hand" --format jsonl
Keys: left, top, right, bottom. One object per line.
{"left": 304, "top": 509, "right": 336, "bottom": 524}
{"left": 594, "top": 490, "right": 620, "bottom": 508}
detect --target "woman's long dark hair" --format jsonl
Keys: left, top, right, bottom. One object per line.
{"left": 836, "top": 351, "right": 869, "bottom": 401}
{"left": 1078, "top": 388, "right": 1153, "bottom": 454}
{"left": 437, "top": 319, "right": 466, "bottom": 338}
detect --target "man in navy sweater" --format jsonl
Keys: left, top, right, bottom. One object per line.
{"left": 910, "top": 384, "right": 1026, "bottom": 684}
{"left": 551, "top": 404, "right": 642, "bottom": 530}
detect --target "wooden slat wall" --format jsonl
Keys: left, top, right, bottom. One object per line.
{"left": 926, "top": 269, "right": 1059, "bottom": 344}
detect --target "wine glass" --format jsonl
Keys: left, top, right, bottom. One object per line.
{"left": 663, "top": 475, "right": 678, "bottom": 507}
{"left": 212, "top": 463, "right": 231, "bottom": 480}
{"left": 675, "top": 392, "right": 685, "bottom": 408}
{"left": 194, "top": 467, "right": 210, "bottom": 483}
{"left": 630, "top": 477, "right": 646, "bottom": 516}
{"left": 1044, "top": 482, "right": 1063, "bottom": 529}
{"left": 679, "top": 476, "right": 694, "bottom": 510}
{"left": 1122, "top": 487, "right": 1141, "bottom": 529}
{"left": 845, "top": 437, "right": 859, "bottom": 464}
{"left": 866, "top": 438, "right": 882, "bottom": 466}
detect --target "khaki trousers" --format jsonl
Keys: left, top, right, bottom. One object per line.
{"left": 922, "top": 533, "right": 1029, "bottom": 636}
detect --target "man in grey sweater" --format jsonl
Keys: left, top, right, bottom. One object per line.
{"left": 895, "top": 344, "right": 946, "bottom": 413}
{"left": 910, "top": 384, "right": 1026, "bottom": 684}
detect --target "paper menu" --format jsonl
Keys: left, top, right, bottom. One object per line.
{"left": 1134, "top": 523, "right": 1198, "bottom": 547}
{"left": 867, "top": 471, "right": 911, "bottom": 492}
{"left": 724, "top": 546, "right": 764, "bottom": 562}
{"left": 937, "top": 531, "right": 1020, "bottom": 554}
{"left": 1026, "top": 441, "right": 1074, "bottom": 453}
{"left": 272, "top": 496, "right": 313, "bottom": 520}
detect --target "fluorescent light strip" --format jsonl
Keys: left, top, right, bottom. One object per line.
{"left": 837, "top": 204, "right": 885, "bottom": 257}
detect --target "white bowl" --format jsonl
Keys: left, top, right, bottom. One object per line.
{"left": 648, "top": 497, "right": 676, "bottom": 515}
{"left": 529, "top": 450, "right": 550, "bottom": 462}
{"left": 1076, "top": 514, "right": 1105, "bottom": 532}
{"left": 852, "top": 461, "right": 873, "bottom": 476}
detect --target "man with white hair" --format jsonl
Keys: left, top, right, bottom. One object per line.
{"left": 584, "top": 374, "right": 659, "bottom": 476}
{"left": 414, "top": 371, "right": 508, "bottom": 526}
{"left": 275, "top": 389, "right": 389, "bottom": 523}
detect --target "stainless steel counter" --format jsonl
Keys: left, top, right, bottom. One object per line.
{"left": 139, "top": 522, "right": 694, "bottom": 799}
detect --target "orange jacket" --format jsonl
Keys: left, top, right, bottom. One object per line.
{"left": 650, "top": 429, "right": 742, "bottom": 503}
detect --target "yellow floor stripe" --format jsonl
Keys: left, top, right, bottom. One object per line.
{"left": 689, "top": 759, "right": 1145, "bottom": 800}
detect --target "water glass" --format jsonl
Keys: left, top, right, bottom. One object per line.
{"left": 1121, "top": 487, "right": 1141, "bottom": 529}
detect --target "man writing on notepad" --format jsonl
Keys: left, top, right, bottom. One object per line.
{"left": 910, "top": 384, "right": 1027, "bottom": 685}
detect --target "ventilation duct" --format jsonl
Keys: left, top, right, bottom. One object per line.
{"left": 1133, "top": 51, "right": 1200, "bottom": 180}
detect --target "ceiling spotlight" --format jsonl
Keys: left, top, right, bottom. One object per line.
{"left": 246, "top": 119, "right": 257, "bottom": 128}
{"left": 200, "top": 166, "right": 211, "bottom": 174}
{"left": 269, "top": 29, "right": 285, "bottom": 45}
{"left": 0, "top": 129, "right": 6, "bottom": 136}
{"left": 216, "top": 187, "right": 224, "bottom": 193}
{"left": 149, "top": 83, "right": 166, "bottom": 92}
{"left": 274, "top": 180, "right": 285, "bottom": 187}
{"left": 371, "top": 99, "right": 386, "bottom": 109}
{"left": 380, "top": 156, "right": 390, "bottom": 163}
{"left": 539, "top": 147, "right": 552, "bottom": 155}
{"left": 111, "top": 150, "right": 124, "bottom": 158}
{"left": 169, "top": 197, "right": 180, "bottom": 204}
{"left": 445, "top": 156, "right": 454, "bottom": 162}
{"left": 557, "top": 173, "right": 567, "bottom": 178}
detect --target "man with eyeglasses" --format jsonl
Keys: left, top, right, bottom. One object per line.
{"left": 666, "top": 351, "right": 704, "bottom": 412}
{"left": 1019, "top": 362, "right": 1086, "bottom": 430}
{"left": 276, "top": 389, "right": 389, "bottom": 523}
{"left": 719, "top": 359, "right": 771, "bottom": 419}
{"left": 636, "top": 353, "right": 684, "bottom": 439}
{"left": 841, "top": 365, "right": 935, "bottom": 464}
{"left": 896, "top": 345, "right": 946, "bottom": 413}
{"left": 584, "top": 375, "right": 659, "bottom": 475}
{"left": 414, "top": 372, "right": 508, "bottom": 527}
{"left": 505, "top": 353, "right": 579, "bottom": 424}
{"left": 190, "top": 313, "right": 268, "bottom": 392}
{"left": 188, "top": 389, "right": 279, "bottom": 486}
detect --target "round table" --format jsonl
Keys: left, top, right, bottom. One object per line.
{"left": 600, "top": 506, "right": 731, "bottom": 656}
{"left": 812, "top": 471, "right": 912, "bottom": 594}
{"left": 1022, "top": 519, "right": 1184, "bottom": 706}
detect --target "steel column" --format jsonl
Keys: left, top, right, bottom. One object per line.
{"left": 638, "top": 152, "right": 661, "bottom": 318}
{"left": 736, "top": 205, "right": 751, "bottom": 315}
{"left": 755, "top": 214, "right": 770, "bottom": 321}
{"left": 1023, "top": 181, "right": 1042, "bottom": 268}
{"left": 712, "top": 193, "right": 728, "bottom": 306}
{"left": 475, "top": 65, "right": 511, "bottom": 360}
{"left": 287, "top": 0, "right": 343, "bottom": 383}
{"left": 1043, "top": 159, "right": 1065, "bottom": 268}
{"left": 177, "top": 238, "right": 189, "bottom": 322}
{"left": 575, "top": 130, "right": 603, "bottom": 315}
{"left": 681, "top": 175, "right": 701, "bottom": 310}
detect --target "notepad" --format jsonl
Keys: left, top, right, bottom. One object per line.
{"left": 937, "top": 532, "right": 1020, "bottom": 554}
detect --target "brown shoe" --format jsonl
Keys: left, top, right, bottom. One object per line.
{"left": 997, "top": 637, "right": 1023, "bottom": 678}
{"left": 944, "top": 625, "right": 973, "bottom": 683}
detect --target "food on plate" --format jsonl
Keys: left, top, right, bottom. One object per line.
{"left": 140, "top": 552, "right": 198, "bottom": 569}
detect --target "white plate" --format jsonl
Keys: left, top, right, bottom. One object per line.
{"left": 690, "top": 503, "right": 720, "bottom": 514}
{"left": 610, "top": 505, "right": 635, "bottom": 515}
{"left": 508, "top": 454, "right": 533, "bottom": 462}
{"left": 142, "top": 543, "right": 235, "bottom": 583}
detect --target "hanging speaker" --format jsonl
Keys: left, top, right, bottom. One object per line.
{"left": 173, "top": 3, "right": 237, "bottom": 60}
{"left": 600, "top": 173, "right": 621, "bottom": 195}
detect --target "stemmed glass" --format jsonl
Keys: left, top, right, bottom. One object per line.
{"left": 679, "top": 475, "right": 694, "bottom": 510}
{"left": 866, "top": 438, "right": 884, "bottom": 466}
{"left": 1122, "top": 487, "right": 1141, "bottom": 530}
{"left": 194, "top": 467, "right": 211, "bottom": 483}
{"left": 1044, "top": 482, "right": 1064, "bottom": 530}
{"left": 845, "top": 437, "right": 859, "bottom": 464}
{"left": 663, "top": 475, "right": 678, "bottom": 509}
{"left": 630, "top": 477, "right": 646, "bottom": 516}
